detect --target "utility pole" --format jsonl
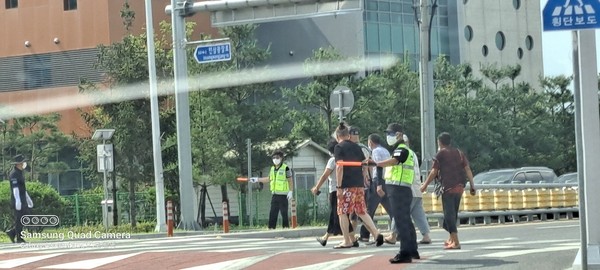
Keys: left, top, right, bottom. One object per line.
{"left": 418, "top": 0, "right": 436, "bottom": 173}
{"left": 170, "top": 0, "right": 200, "bottom": 230}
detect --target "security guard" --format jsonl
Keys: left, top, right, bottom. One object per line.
{"left": 250, "top": 150, "right": 294, "bottom": 229}
{"left": 6, "top": 155, "right": 33, "bottom": 243}
{"left": 374, "top": 123, "right": 418, "bottom": 264}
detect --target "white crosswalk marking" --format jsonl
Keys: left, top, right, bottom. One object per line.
{"left": 0, "top": 253, "right": 62, "bottom": 269}
{"left": 179, "top": 254, "right": 274, "bottom": 270}
{"left": 477, "top": 245, "right": 579, "bottom": 258}
{"left": 39, "top": 253, "right": 142, "bottom": 269}
{"left": 283, "top": 255, "right": 372, "bottom": 270}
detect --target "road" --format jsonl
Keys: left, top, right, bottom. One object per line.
{"left": 0, "top": 220, "right": 581, "bottom": 269}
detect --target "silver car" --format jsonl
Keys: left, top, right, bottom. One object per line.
{"left": 474, "top": 167, "right": 558, "bottom": 185}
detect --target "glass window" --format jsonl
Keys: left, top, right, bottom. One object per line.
{"left": 295, "top": 173, "right": 315, "bottom": 190}
{"left": 391, "top": 25, "right": 403, "bottom": 53}
{"left": 495, "top": 31, "right": 505, "bottom": 50}
{"left": 517, "top": 47, "right": 524, "bottom": 59}
{"left": 513, "top": 0, "right": 521, "bottom": 10}
{"left": 64, "top": 0, "right": 77, "bottom": 10}
{"left": 366, "top": 23, "right": 380, "bottom": 52}
{"left": 23, "top": 54, "right": 52, "bottom": 90}
{"left": 367, "top": 11, "right": 378, "bottom": 22}
{"left": 525, "top": 172, "right": 543, "bottom": 183}
{"left": 379, "top": 1, "right": 390, "bottom": 11}
{"left": 526, "top": 35, "right": 534, "bottom": 50}
{"left": 379, "top": 13, "right": 391, "bottom": 23}
{"left": 438, "top": 6, "right": 448, "bottom": 16}
{"left": 513, "top": 173, "right": 526, "bottom": 183}
{"left": 402, "top": 3, "right": 413, "bottom": 14}
{"left": 391, "top": 13, "right": 402, "bottom": 23}
{"left": 367, "top": 0, "right": 378, "bottom": 11}
{"left": 5, "top": 0, "right": 17, "bottom": 9}
{"left": 464, "top": 25, "right": 473, "bottom": 41}
{"left": 482, "top": 45, "right": 488, "bottom": 56}
{"left": 439, "top": 16, "right": 449, "bottom": 27}
{"left": 403, "top": 14, "right": 415, "bottom": 24}
{"left": 440, "top": 27, "right": 450, "bottom": 55}
{"left": 379, "top": 24, "right": 392, "bottom": 52}
{"left": 391, "top": 3, "right": 401, "bottom": 12}
{"left": 430, "top": 28, "right": 440, "bottom": 56}
{"left": 403, "top": 26, "right": 417, "bottom": 54}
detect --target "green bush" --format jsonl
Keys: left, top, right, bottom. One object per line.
{"left": 0, "top": 181, "right": 69, "bottom": 231}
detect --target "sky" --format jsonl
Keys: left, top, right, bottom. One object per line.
{"left": 540, "top": 0, "right": 600, "bottom": 78}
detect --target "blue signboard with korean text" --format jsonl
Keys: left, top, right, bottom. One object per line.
{"left": 543, "top": 0, "right": 600, "bottom": 31}
{"left": 193, "top": 42, "right": 231, "bottom": 63}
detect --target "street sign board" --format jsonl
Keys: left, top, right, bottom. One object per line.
{"left": 329, "top": 86, "right": 354, "bottom": 120}
{"left": 194, "top": 42, "right": 231, "bottom": 63}
{"left": 97, "top": 144, "right": 114, "bottom": 173}
{"left": 543, "top": 0, "right": 600, "bottom": 31}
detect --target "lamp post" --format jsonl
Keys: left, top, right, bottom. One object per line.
{"left": 92, "top": 129, "right": 115, "bottom": 230}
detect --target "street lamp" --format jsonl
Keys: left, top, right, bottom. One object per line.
{"left": 92, "top": 129, "right": 115, "bottom": 229}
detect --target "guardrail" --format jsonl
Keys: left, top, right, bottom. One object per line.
{"left": 374, "top": 183, "right": 580, "bottom": 229}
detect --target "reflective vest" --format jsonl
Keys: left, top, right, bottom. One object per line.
{"left": 270, "top": 164, "right": 290, "bottom": 194}
{"left": 384, "top": 144, "right": 415, "bottom": 187}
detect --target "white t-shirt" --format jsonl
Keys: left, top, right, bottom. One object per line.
{"left": 410, "top": 152, "right": 422, "bottom": 198}
{"left": 326, "top": 157, "right": 337, "bottom": 193}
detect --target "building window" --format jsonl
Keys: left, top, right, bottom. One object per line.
{"left": 482, "top": 45, "right": 489, "bottom": 56}
{"left": 295, "top": 173, "right": 315, "bottom": 190}
{"left": 526, "top": 35, "right": 534, "bottom": 50}
{"left": 23, "top": 54, "right": 53, "bottom": 90}
{"left": 513, "top": 0, "right": 521, "bottom": 10}
{"left": 64, "top": 0, "right": 77, "bottom": 11}
{"left": 495, "top": 31, "right": 506, "bottom": 50}
{"left": 517, "top": 48, "right": 523, "bottom": 59}
{"left": 5, "top": 0, "right": 17, "bottom": 9}
{"left": 464, "top": 25, "right": 473, "bottom": 41}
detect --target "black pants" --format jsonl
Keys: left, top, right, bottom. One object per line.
{"left": 442, "top": 192, "right": 462, "bottom": 233}
{"left": 387, "top": 185, "right": 417, "bottom": 256}
{"left": 268, "top": 194, "right": 289, "bottom": 229}
{"left": 360, "top": 183, "right": 393, "bottom": 239}
{"left": 8, "top": 209, "right": 27, "bottom": 241}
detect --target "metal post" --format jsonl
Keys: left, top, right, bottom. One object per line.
{"left": 247, "top": 139, "right": 253, "bottom": 226}
{"left": 145, "top": 0, "right": 167, "bottom": 233}
{"left": 419, "top": 0, "right": 436, "bottom": 173}
{"left": 171, "top": 0, "right": 200, "bottom": 230}
{"left": 338, "top": 89, "right": 343, "bottom": 121}
{"left": 102, "top": 140, "right": 109, "bottom": 229}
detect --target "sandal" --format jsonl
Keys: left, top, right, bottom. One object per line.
{"left": 333, "top": 244, "right": 353, "bottom": 249}
{"left": 419, "top": 239, "right": 432, "bottom": 244}
{"left": 444, "top": 244, "right": 461, "bottom": 250}
{"left": 384, "top": 238, "right": 396, "bottom": 245}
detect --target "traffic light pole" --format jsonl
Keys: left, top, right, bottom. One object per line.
{"left": 418, "top": 0, "right": 436, "bottom": 173}
{"left": 170, "top": 0, "right": 200, "bottom": 230}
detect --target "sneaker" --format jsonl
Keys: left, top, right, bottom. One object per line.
{"left": 316, "top": 237, "right": 327, "bottom": 247}
{"left": 5, "top": 231, "right": 15, "bottom": 243}
{"left": 389, "top": 254, "right": 412, "bottom": 264}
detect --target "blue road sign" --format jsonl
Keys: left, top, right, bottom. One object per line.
{"left": 194, "top": 42, "right": 231, "bottom": 63}
{"left": 543, "top": 0, "right": 600, "bottom": 31}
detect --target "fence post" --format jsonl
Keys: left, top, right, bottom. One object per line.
{"left": 291, "top": 199, "right": 297, "bottom": 228}
{"left": 223, "top": 201, "right": 230, "bottom": 233}
{"left": 74, "top": 193, "right": 80, "bottom": 226}
{"left": 167, "top": 200, "right": 174, "bottom": 237}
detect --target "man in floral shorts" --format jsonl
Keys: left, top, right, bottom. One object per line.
{"left": 332, "top": 122, "right": 384, "bottom": 249}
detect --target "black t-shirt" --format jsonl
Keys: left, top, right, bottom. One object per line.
{"left": 9, "top": 167, "right": 27, "bottom": 206}
{"left": 334, "top": 140, "right": 366, "bottom": 188}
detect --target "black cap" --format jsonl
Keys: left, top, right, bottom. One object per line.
{"left": 11, "top": 154, "right": 27, "bottom": 164}
{"left": 386, "top": 123, "right": 403, "bottom": 133}
{"left": 349, "top": 126, "right": 359, "bottom": 135}
{"left": 271, "top": 150, "right": 284, "bottom": 158}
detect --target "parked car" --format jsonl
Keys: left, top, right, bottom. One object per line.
{"left": 474, "top": 167, "right": 558, "bottom": 184}
{"left": 555, "top": 172, "right": 578, "bottom": 184}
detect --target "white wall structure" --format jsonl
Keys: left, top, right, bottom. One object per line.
{"left": 456, "top": 0, "right": 544, "bottom": 90}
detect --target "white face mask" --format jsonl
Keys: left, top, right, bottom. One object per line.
{"left": 386, "top": 135, "right": 397, "bottom": 146}
{"left": 22, "top": 162, "right": 27, "bottom": 169}
{"left": 273, "top": 158, "right": 281, "bottom": 165}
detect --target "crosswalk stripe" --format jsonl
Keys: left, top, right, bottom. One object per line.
{"left": 0, "top": 253, "right": 63, "bottom": 269}
{"left": 477, "top": 245, "right": 579, "bottom": 258}
{"left": 179, "top": 254, "right": 274, "bottom": 270}
{"left": 39, "top": 252, "right": 142, "bottom": 269}
{"left": 283, "top": 255, "right": 372, "bottom": 270}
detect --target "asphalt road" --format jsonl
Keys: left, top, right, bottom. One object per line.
{"left": 0, "top": 220, "right": 581, "bottom": 269}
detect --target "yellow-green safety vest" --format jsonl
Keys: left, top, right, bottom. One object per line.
{"left": 270, "top": 164, "right": 290, "bottom": 194}
{"left": 384, "top": 144, "right": 415, "bottom": 187}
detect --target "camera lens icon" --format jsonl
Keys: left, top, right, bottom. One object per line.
{"left": 21, "top": 215, "right": 59, "bottom": 227}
